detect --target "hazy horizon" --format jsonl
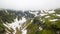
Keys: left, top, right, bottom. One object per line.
{"left": 0, "top": 0, "right": 60, "bottom": 10}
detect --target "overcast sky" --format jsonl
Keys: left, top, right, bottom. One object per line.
{"left": 0, "top": 0, "right": 60, "bottom": 10}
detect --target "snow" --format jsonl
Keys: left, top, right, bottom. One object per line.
{"left": 3, "top": 10, "right": 59, "bottom": 34}
{"left": 56, "top": 14, "right": 60, "bottom": 16}
{"left": 50, "top": 19, "right": 58, "bottom": 21}
{"left": 48, "top": 10, "right": 55, "bottom": 13}
{"left": 22, "top": 29, "right": 27, "bottom": 34}
{"left": 29, "top": 11, "right": 39, "bottom": 17}
{"left": 3, "top": 17, "right": 27, "bottom": 34}
{"left": 45, "top": 16, "right": 50, "bottom": 18}
{"left": 40, "top": 14, "right": 47, "bottom": 16}
{"left": 7, "top": 17, "right": 26, "bottom": 29}
{"left": 39, "top": 27, "right": 43, "bottom": 31}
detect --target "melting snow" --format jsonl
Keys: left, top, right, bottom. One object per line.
{"left": 3, "top": 10, "right": 59, "bottom": 34}
{"left": 3, "top": 17, "right": 27, "bottom": 34}
{"left": 22, "top": 29, "right": 27, "bottom": 34}
{"left": 39, "top": 27, "right": 43, "bottom": 31}
{"left": 50, "top": 19, "right": 58, "bottom": 21}
{"left": 48, "top": 10, "right": 55, "bottom": 13}
{"left": 29, "top": 11, "right": 39, "bottom": 17}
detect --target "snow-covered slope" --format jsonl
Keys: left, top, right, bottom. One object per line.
{"left": 3, "top": 17, "right": 27, "bottom": 34}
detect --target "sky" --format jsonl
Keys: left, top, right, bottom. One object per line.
{"left": 0, "top": 0, "right": 60, "bottom": 10}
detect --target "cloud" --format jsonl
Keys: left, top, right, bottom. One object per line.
{"left": 0, "top": 0, "right": 60, "bottom": 10}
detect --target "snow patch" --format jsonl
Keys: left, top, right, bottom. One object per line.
{"left": 50, "top": 19, "right": 58, "bottom": 21}
{"left": 22, "top": 29, "right": 27, "bottom": 34}
{"left": 3, "top": 17, "right": 27, "bottom": 34}
{"left": 39, "top": 27, "right": 43, "bottom": 31}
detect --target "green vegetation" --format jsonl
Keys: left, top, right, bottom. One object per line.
{"left": 0, "top": 9, "right": 60, "bottom": 34}
{"left": 27, "top": 23, "right": 39, "bottom": 34}
{"left": 0, "top": 9, "right": 16, "bottom": 34}
{"left": 26, "top": 9, "right": 60, "bottom": 34}
{"left": 15, "top": 27, "right": 21, "bottom": 34}
{"left": 36, "top": 29, "right": 55, "bottom": 34}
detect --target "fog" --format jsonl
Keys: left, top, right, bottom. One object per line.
{"left": 0, "top": 0, "right": 60, "bottom": 10}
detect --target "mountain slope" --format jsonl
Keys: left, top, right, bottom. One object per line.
{"left": 0, "top": 9, "right": 60, "bottom": 34}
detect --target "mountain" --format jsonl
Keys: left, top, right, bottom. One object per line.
{"left": 0, "top": 9, "right": 60, "bottom": 34}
